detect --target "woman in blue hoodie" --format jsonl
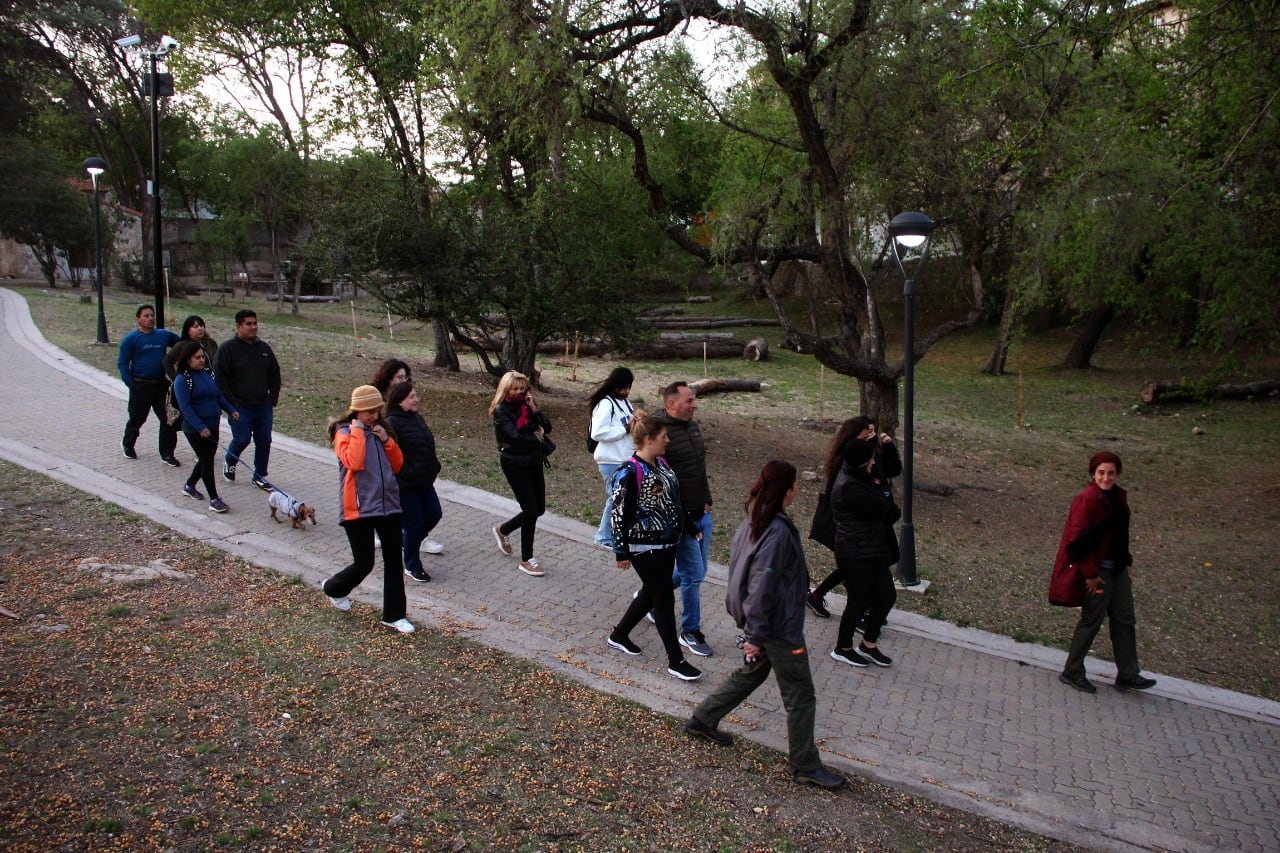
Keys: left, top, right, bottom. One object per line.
{"left": 171, "top": 340, "right": 239, "bottom": 513}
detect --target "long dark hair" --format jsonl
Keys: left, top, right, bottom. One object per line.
{"left": 588, "top": 366, "right": 634, "bottom": 410}
{"left": 179, "top": 315, "right": 207, "bottom": 341}
{"left": 372, "top": 359, "right": 411, "bottom": 395}
{"left": 745, "top": 460, "right": 797, "bottom": 541}
{"left": 823, "top": 417, "right": 870, "bottom": 490}
{"left": 383, "top": 381, "right": 415, "bottom": 421}
{"left": 173, "top": 340, "right": 204, "bottom": 373}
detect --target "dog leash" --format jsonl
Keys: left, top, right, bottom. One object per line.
{"left": 216, "top": 443, "right": 287, "bottom": 499}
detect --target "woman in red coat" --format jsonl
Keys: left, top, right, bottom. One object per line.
{"left": 1056, "top": 451, "right": 1157, "bottom": 694}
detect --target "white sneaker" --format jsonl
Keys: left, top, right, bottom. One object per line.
{"left": 381, "top": 617, "right": 415, "bottom": 634}
{"left": 327, "top": 595, "right": 351, "bottom": 612}
{"left": 422, "top": 538, "right": 445, "bottom": 554}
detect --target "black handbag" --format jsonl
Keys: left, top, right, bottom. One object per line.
{"left": 808, "top": 489, "right": 835, "bottom": 550}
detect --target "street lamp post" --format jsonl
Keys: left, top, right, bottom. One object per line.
{"left": 83, "top": 157, "right": 110, "bottom": 345}
{"left": 888, "top": 211, "right": 936, "bottom": 588}
{"left": 119, "top": 34, "right": 179, "bottom": 328}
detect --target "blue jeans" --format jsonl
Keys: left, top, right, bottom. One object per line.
{"left": 595, "top": 462, "right": 626, "bottom": 546}
{"left": 225, "top": 403, "right": 273, "bottom": 479}
{"left": 400, "top": 485, "right": 443, "bottom": 574}
{"left": 673, "top": 511, "right": 712, "bottom": 634}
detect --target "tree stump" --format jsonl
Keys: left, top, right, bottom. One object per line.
{"left": 743, "top": 337, "right": 769, "bottom": 361}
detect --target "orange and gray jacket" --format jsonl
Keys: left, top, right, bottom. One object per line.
{"left": 333, "top": 424, "right": 404, "bottom": 523}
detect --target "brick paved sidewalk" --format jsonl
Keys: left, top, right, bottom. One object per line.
{"left": 2, "top": 287, "right": 1276, "bottom": 852}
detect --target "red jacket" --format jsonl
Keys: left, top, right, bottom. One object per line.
{"left": 1049, "top": 481, "right": 1129, "bottom": 605}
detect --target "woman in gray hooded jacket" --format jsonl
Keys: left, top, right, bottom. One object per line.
{"left": 684, "top": 460, "right": 846, "bottom": 790}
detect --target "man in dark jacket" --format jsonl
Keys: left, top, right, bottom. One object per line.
{"left": 213, "top": 309, "right": 281, "bottom": 489}
{"left": 656, "top": 381, "right": 715, "bottom": 657}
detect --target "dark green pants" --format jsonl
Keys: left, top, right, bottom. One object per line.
{"left": 1063, "top": 569, "right": 1140, "bottom": 682}
{"left": 692, "top": 636, "right": 822, "bottom": 773}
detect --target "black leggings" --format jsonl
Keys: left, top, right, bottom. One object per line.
{"left": 836, "top": 558, "right": 896, "bottom": 647}
{"left": 499, "top": 458, "right": 545, "bottom": 561}
{"left": 614, "top": 548, "right": 682, "bottom": 665}
{"left": 182, "top": 427, "right": 220, "bottom": 500}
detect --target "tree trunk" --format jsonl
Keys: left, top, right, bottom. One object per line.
{"left": 291, "top": 258, "right": 305, "bottom": 316}
{"left": 859, "top": 376, "right": 900, "bottom": 436}
{"left": 983, "top": 287, "right": 1019, "bottom": 376}
{"left": 1060, "top": 302, "right": 1115, "bottom": 369}
{"left": 501, "top": 326, "right": 541, "bottom": 386}
{"left": 433, "top": 317, "right": 459, "bottom": 370}
{"left": 270, "top": 226, "right": 284, "bottom": 314}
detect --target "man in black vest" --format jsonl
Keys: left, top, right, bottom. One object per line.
{"left": 656, "top": 381, "right": 715, "bottom": 657}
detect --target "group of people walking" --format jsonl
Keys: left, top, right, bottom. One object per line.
{"left": 117, "top": 310, "right": 1157, "bottom": 789}
{"left": 118, "top": 306, "right": 280, "bottom": 514}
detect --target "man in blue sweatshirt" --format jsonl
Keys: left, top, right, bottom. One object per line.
{"left": 118, "top": 304, "right": 181, "bottom": 464}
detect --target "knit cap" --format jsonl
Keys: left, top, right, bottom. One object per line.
{"left": 349, "top": 385, "right": 384, "bottom": 412}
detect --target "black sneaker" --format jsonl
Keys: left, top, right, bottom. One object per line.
{"left": 251, "top": 475, "right": 271, "bottom": 490}
{"left": 405, "top": 567, "right": 431, "bottom": 583}
{"left": 121, "top": 442, "right": 138, "bottom": 460}
{"left": 685, "top": 716, "right": 733, "bottom": 747}
{"left": 1115, "top": 675, "right": 1157, "bottom": 692}
{"left": 161, "top": 455, "right": 180, "bottom": 467}
{"left": 830, "top": 647, "right": 870, "bottom": 668}
{"left": 222, "top": 462, "right": 236, "bottom": 482}
{"left": 806, "top": 590, "right": 831, "bottom": 619}
{"left": 667, "top": 659, "right": 703, "bottom": 681}
{"left": 794, "top": 767, "right": 846, "bottom": 789}
{"left": 858, "top": 643, "right": 892, "bottom": 667}
{"left": 607, "top": 633, "right": 642, "bottom": 656}
{"left": 1059, "top": 673, "right": 1097, "bottom": 694}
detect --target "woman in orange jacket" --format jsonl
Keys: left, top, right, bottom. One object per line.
{"left": 321, "top": 385, "right": 414, "bottom": 634}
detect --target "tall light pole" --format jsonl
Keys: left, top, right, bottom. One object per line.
{"left": 119, "top": 34, "right": 179, "bottom": 328}
{"left": 84, "top": 157, "right": 110, "bottom": 344}
{"left": 888, "top": 211, "right": 936, "bottom": 588}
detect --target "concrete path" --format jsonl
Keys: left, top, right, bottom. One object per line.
{"left": 1, "top": 287, "right": 1276, "bottom": 853}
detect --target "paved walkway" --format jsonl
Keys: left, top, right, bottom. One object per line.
{"left": 1, "top": 287, "right": 1276, "bottom": 852}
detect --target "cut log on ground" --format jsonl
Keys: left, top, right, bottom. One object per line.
{"left": 689, "top": 378, "right": 769, "bottom": 396}
{"left": 1139, "top": 378, "right": 1280, "bottom": 405}
{"left": 743, "top": 337, "right": 769, "bottom": 361}
{"left": 451, "top": 330, "right": 749, "bottom": 360}
{"left": 646, "top": 317, "right": 782, "bottom": 329}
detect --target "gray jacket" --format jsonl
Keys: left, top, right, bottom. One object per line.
{"left": 724, "top": 512, "right": 809, "bottom": 647}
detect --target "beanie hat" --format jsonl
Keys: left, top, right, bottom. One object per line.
{"left": 349, "top": 385, "right": 384, "bottom": 412}
{"left": 843, "top": 440, "right": 874, "bottom": 469}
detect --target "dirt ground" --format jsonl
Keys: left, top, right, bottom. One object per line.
{"left": 0, "top": 464, "right": 1080, "bottom": 852}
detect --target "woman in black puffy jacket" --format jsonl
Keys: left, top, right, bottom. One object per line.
{"left": 385, "top": 381, "right": 443, "bottom": 583}
{"left": 828, "top": 441, "right": 901, "bottom": 668}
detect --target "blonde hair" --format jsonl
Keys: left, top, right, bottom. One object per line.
{"left": 488, "top": 371, "right": 531, "bottom": 416}
{"left": 628, "top": 409, "right": 666, "bottom": 446}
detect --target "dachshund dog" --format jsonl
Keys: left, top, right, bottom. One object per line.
{"left": 268, "top": 489, "right": 317, "bottom": 529}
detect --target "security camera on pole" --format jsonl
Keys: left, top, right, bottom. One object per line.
{"left": 116, "top": 33, "right": 179, "bottom": 329}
